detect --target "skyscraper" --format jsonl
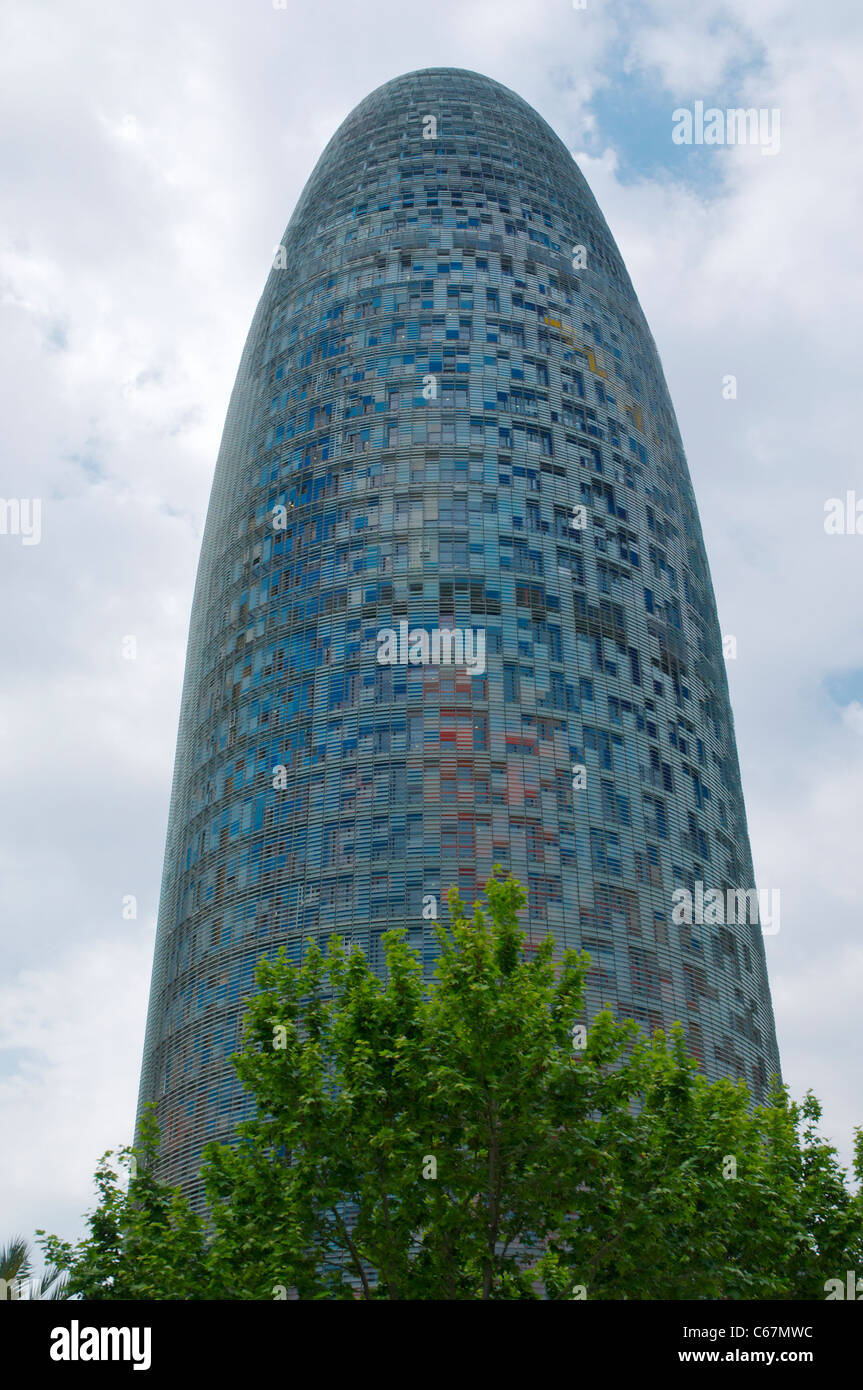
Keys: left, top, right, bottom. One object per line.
{"left": 137, "top": 68, "right": 780, "bottom": 1194}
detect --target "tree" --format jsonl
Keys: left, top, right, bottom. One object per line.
{"left": 1, "top": 1236, "right": 66, "bottom": 1300}
{"left": 39, "top": 873, "right": 863, "bottom": 1299}
{"left": 38, "top": 1111, "right": 209, "bottom": 1302}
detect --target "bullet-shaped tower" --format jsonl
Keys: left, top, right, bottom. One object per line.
{"left": 137, "top": 68, "right": 780, "bottom": 1194}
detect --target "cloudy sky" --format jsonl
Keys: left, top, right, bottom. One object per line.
{"left": 2, "top": 0, "right": 862, "bottom": 1249}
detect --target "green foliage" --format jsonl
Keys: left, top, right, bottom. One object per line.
{"left": 37, "top": 874, "right": 863, "bottom": 1300}
{"left": 1, "top": 1235, "right": 66, "bottom": 1300}
{"left": 38, "top": 1110, "right": 209, "bottom": 1301}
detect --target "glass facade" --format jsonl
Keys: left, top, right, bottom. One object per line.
{"left": 137, "top": 67, "right": 781, "bottom": 1195}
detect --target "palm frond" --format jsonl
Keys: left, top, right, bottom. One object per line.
{"left": 39, "top": 1265, "right": 69, "bottom": 1301}
{"left": 0, "top": 1237, "right": 31, "bottom": 1287}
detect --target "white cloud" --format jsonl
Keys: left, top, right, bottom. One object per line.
{"left": 0, "top": 940, "right": 153, "bottom": 1246}
{"left": 1, "top": 0, "right": 862, "bottom": 1245}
